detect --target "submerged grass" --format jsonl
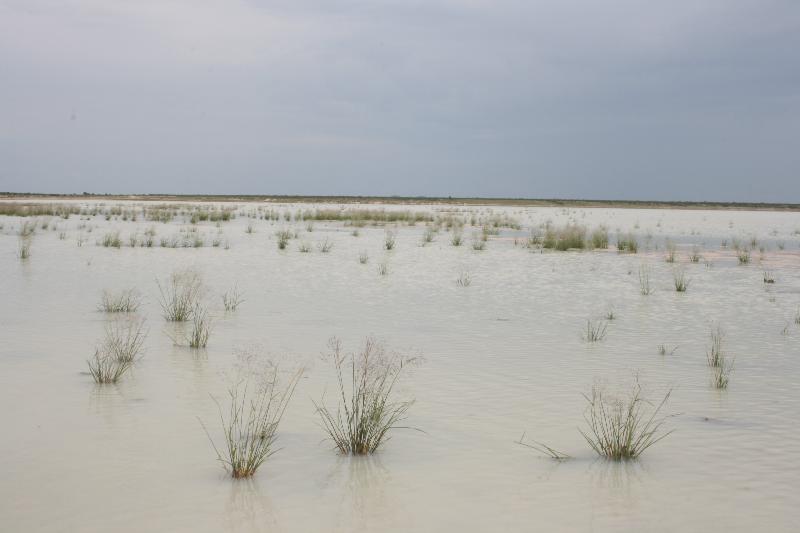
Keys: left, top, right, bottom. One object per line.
{"left": 580, "top": 380, "right": 673, "bottom": 460}
{"left": 314, "top": 337, "right": 417, "bottom": 455}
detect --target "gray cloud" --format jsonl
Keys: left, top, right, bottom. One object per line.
{"left": 1, "top": 0, "right": 799, "bottom": 201}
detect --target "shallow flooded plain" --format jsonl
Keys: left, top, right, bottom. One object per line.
{"left": 1, "top": 200, "right": 799, "bottom": 532}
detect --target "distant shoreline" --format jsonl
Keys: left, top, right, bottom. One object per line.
{"left": 1, "top": 192, "right": 798, "bottom": 211}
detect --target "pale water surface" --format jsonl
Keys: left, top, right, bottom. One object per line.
{"left": 1, "top": 201, "right": 799, "bottom": 532}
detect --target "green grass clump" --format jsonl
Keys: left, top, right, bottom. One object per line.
{"left": 706, "top": 325, "right": 733, "bottom": 388}
{"left": 617, "top": 233, "right": 638, "bottom": 253}
{"left": 638, "top": 264, "right": 653, "bottom": 295}
{"left": 314, "top": 337, "right": 417, "bottom": 455}
{"left": 543, "top": 224, "right": 586, "bottom": 251}
{"left": 737, "top": 249, "right": 751, "bottom": 264}
{"left": 276, "top": 229, "right": 292, "bottom": 249}
{"left": 157, "top": 269, "right": 203, "bottom": 321}
{"left": 580, "top": 380, "right": 673, "bottom": 460}
{"left": 450, "top": 230, "right": 463, "bottom": 246}
{"left": 673, "top": 269, "right": 690, "bottom": 292}
{"left": 384, "top": 231, "right": 396, "bottom": 250}
{"left": 590, "top": 227, "right": 609, "bottom": 250}
{"left": 100, "top": 231, "right": 122, "bottom": 248}
{"left": 584, "top": 319, "right": 608, "bottom": 342}
{"left": 87, "top": 318, "right": 148, "bottom": 383}
{"left": 98, "top": 289, "right": 141, "bottom": 313}
{"left": 222, "top": 286, "right": 245, "bottom": 312}
{"left": 202, "top": 367, "right": 302, "bottom": 478}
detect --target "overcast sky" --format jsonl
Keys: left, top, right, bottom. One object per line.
{"left": 1, "top": 1, "right": 798, "bottom": 201}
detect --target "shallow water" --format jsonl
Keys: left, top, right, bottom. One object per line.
{"left": 1, "top": 201, "right": 799, "bottom": 532}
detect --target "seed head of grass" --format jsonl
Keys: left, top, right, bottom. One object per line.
{"left": 313, "top": 337, "right": 418, "bottom": 455}
{"left": 580, "top": 380, "right": 673, "bottom": 460}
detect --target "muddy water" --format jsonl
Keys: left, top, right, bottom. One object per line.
{"left": 1, "top": 202, "right": 799, "bottom": 532}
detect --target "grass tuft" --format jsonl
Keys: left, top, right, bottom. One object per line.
{"left": 157, "top": 269, "right": 203, "bottom": 321}
{"left": 673, "top": 269, "right": 690, "bottom": 292}
{"left": 222, "top": 285, "right": 245, "bottom": 311}
{"left": 584, "top": 319, "right": 608, "bottom": 342}
{"left": 202, "top": 367, "right": 302, "bottom": 478}
{"left": 314, "top": 337, "right": 417, "bottom": 455}
{"left": 580, "top": 379, "right": 673, "bottom": 460}
{"left": 99, "top": 289, "right": 141, "bottom": 313}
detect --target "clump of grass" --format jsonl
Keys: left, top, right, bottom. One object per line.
{"left": 157, "top": 269, "right": 203, "bottom": 321}
{"left": 18, "top": 235, "right": 32, "bottom": 260}
{"left": 604, "top": 307, "right": 616, "bottom": 320}
{"left": 763, "top": 271, "right": 775, "bottom": 284}
{"left": 543, "top": 224, "right": 586, "bottom": 250}
{"left": 664, "top": 240, "right": 677, "bottom": 263}
{"left": 222, "top": 285, "right": 244, "bottom": 311}
{"left": 456, "top": 270, "right": 472, "bottom": 287}
{"left": 795, "top": 307, "right": 800, "bottom": 325}
{"left": 98, "top": 289, "right": 141, "bottom": 313}
{"left": 101, "top": 318, "right": 148, "bottom": 363}
{"left": 87, "top": 318, "right": 148, "bottom": 383}
{"left": 384, "top": 231, "right": 396, "bottom": 250}
{"left": 658, "top": 344, "right": 678, "bottom": 356}
{"left": 358, "top": 251, "right": 369, "bottom": 264}
{"left": 584, "top": 319, "right": 608, "bottom": 342}
{"left": 202, "top": 366, "right": 302, "bottom": 478}
{"left": 421, "top": 227, "right": 435, "bottom": 245}
{"left": 313, "top": 337, "right": 417, "bottom": 455}
{"left": 317, "top": 238, "right": 333, "bottom": 253}
{"left": 377, "top": 261, "right": 389, "bottom": 276}
{"left": 590, "top": 227, "right": 609, "bottom": 250}
{"left": 450, "top": 230, "right": 463, "bottom": 246}
{"left": 673, "top": 269, "right": 690, "bottom": 292}
{"left": 711, "top": 359, "right": 734, "bottom": 389}
{"left": 471, "top": 238, "right": 486, "bottom": 251}
{"left": 737, "top": 249, "right": 751, "bottom": 264}
{"left": 688, "top": 246, "right": 702, "bottom": 263}
{"left": 706, "top": 326, "right": 725, "bottom": 368}
{"left": 187, "top": 305, "right": 212, "bottom": 348}
{"left": 245, "top": 223, "right": 255, "bottom": 234}
{"left": 276, "top": 229, "right": 292, "bottom": 250}
{"left": 616, "top": 233, "right": 638, "bottom": 253}
{"left": 298, "top": 241, "right": 312, "bottom": 253}
{"left": 100, "top": 231, "right": 122, "bottom": 248}
{"left": 638, "top": 264, "right": 653, "bottom": 295}
{"left": 88, "top": 349, "right": 133, "bottom": 384}
{"left": 580, "top": 380, "right": 673, "bottom": 460}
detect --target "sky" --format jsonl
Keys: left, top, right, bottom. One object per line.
{"left": 1, "top": 0, "right": 799, "bottom": 201}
